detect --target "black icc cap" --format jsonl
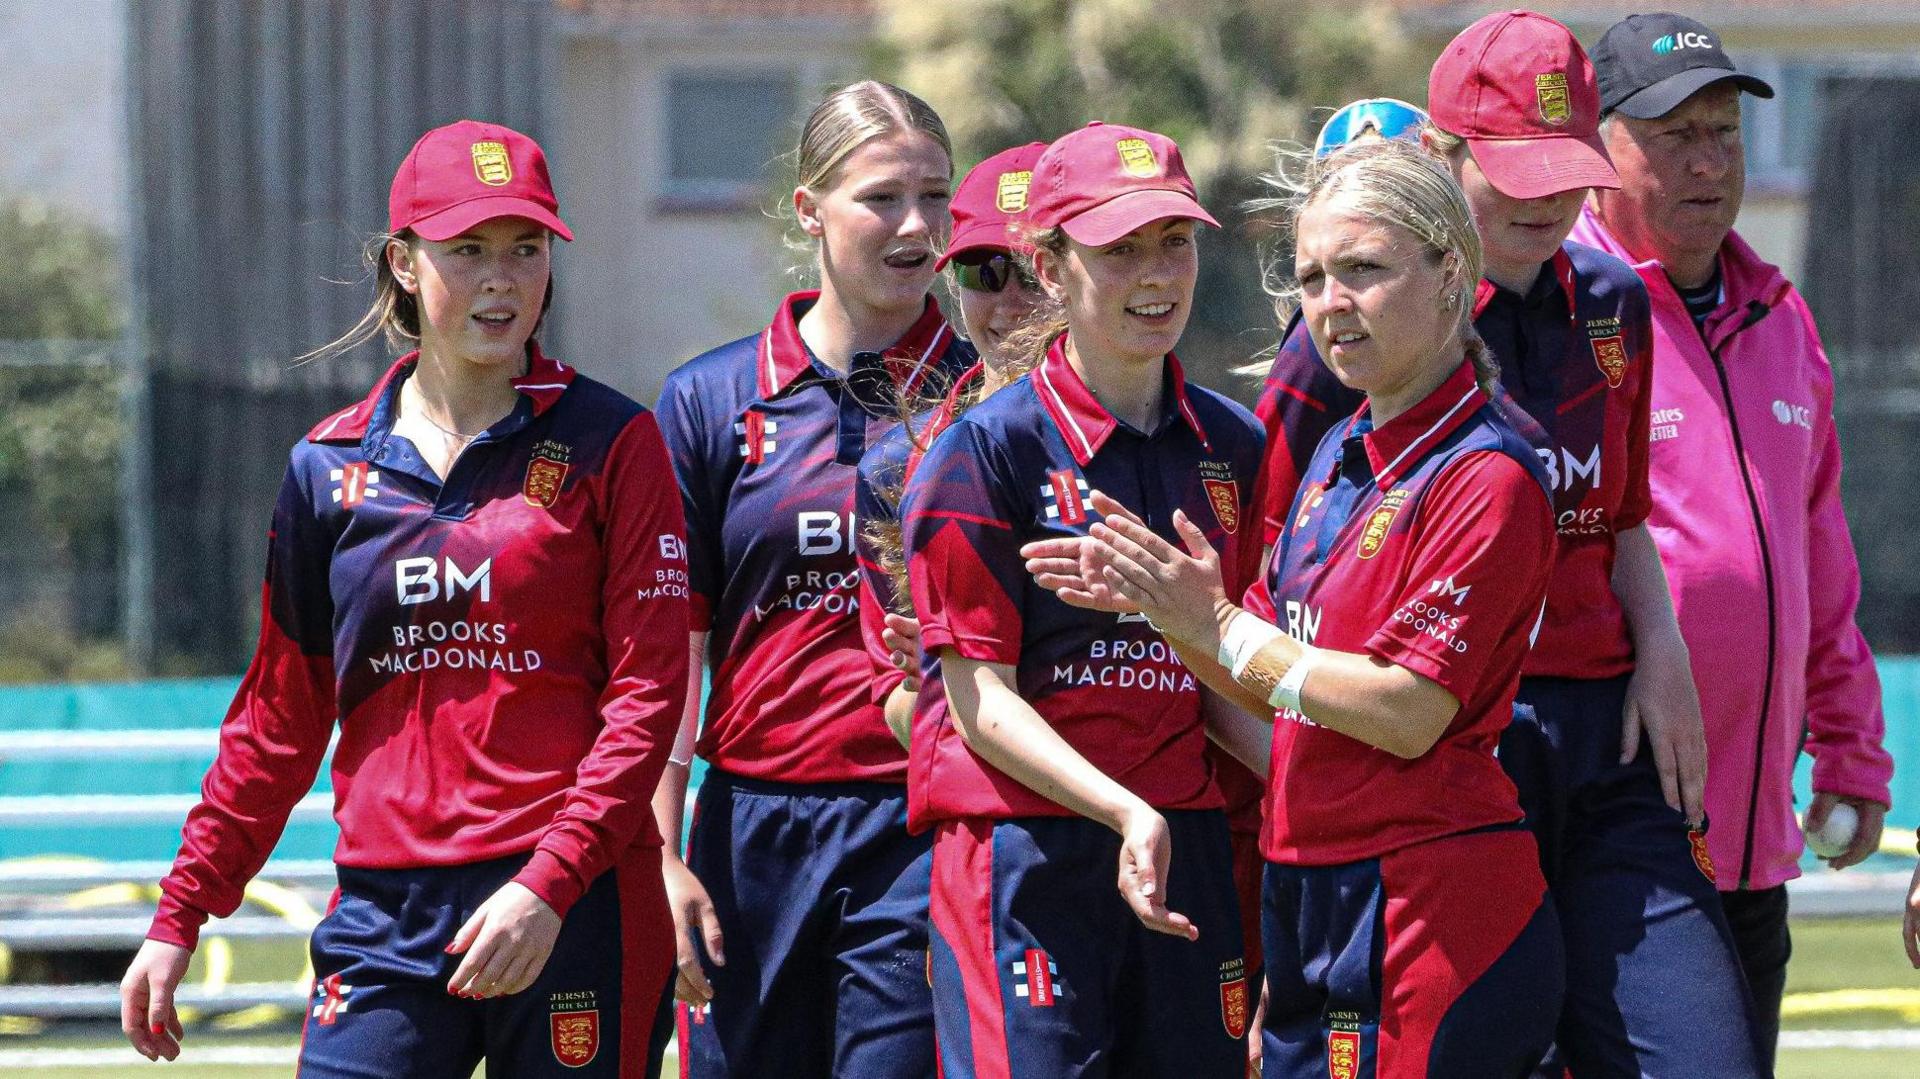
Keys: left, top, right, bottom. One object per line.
{"left": 1591, "top": 12, "right": 1774, "bottom": 119}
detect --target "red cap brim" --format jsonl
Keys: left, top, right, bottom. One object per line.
{"left": 407, "top": 196, "right": 574, "bottom": 242}
{"left": 935, "top": 219, "right": 1022, "bottom": 270}
{"left": 1058, "top": 189, "right": 1220, "bottom": 247}
{"left": 1466, "top": 133, "right": 1620, "bottom": 200}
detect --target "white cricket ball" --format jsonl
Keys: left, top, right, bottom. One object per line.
{"left": 1806, "top": 803, "right": 1859, "bottom": 859}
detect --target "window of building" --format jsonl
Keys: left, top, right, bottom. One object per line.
{"left": 1740, "top": 53, "right": 1920, "bottom": 193}
{"left": 663, "top": 70, "right": 798, "bottom": 209}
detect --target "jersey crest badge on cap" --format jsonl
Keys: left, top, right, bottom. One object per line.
{"left": 996, "top": 169, "right": 1033, "bottom": 213}
{"left": 1115, "top": 137, "right": 1159, "bottom": 178}
{"left": 1590, "top": 335, "right": 1627, "bottom": 388}
{"left": 1356, "top": 488, "right": 1410, "bottom": 560}
{"left": 1218, "top": 957, "right": 1248, "bottom": 1038}
{"left": 471, "top": 140, "right": 513, "bottom": 186}
{"left": 524, "top": 442, "right": 571, "bottom": 509}
{"left": 1535, "top": 73, "right": 1572, "bottom": 125}
{"left": 549, "top": 991, "right": 600, "bottom": 1067}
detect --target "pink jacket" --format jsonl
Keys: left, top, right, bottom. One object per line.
{"left": 1571, "top": 209, "right": 1893, "bottom": 889}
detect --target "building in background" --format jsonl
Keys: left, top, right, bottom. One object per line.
{"left": 552, "top": 0, "right": 870, "bottom": 404}
{"left": 1396, "top": 0, "right": 1920, "bottom": 277}
{"left": 4, "top": 0, "right": 1918, "bottom": 668}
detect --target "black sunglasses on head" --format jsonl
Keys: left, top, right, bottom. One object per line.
{"left": 953, "top": 252, "right": 1039, "bottom": 294}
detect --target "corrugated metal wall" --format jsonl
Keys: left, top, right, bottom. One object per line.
{"left": 129, "top": 0, "right": 556, "bottom": 667}
{"left": 1801, "top": 75, "right": 1920, "bottom": 653}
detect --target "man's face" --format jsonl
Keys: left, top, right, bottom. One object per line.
{"left": 1596, "top": 83, "right": 1745, "bottom": 272}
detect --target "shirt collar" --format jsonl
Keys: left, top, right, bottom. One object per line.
{"left": 1355, "top": 359, "right": 1487, "bottom": 488}
{"left": 305, "top": 343, "right": 575, "bottom": 446}
{"left": 1031, "top": 334, "right": 1211, "bottom": 466}
{"left": 758, "top": 290, "right": 955, "bottom": 400}
{"left": 1473, "top": 246, "right": 1576, "bottom": 320}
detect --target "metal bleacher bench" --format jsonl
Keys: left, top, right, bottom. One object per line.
{"left": 0, "top": 701, "right": 336, "bottom": 1020}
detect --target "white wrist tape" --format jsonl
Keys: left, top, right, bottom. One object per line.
{"left": 1218, "top": 610, "right": 1283, "bottom": 679}
{"left": 1268, "top": 645, "right": 1323, "bottom": 713}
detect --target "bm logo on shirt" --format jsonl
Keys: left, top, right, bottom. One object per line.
{"left": 798, "top": 511, "right": 854, "bottom": 557}
{"left": 395, "top": 556, "right": 492, "bottom": 605}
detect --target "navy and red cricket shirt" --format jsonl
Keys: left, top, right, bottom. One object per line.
{"left": 1259, "top": 360, "right": 1555, "bottom": 865}
{"left": 151, "top": 346, "right": 691, "bottom": 949}
{"left": 901, "top": 338, "right": 1265, "bottom": 828}
{"left": 656, "top": 291, "right": 974, "bottom": 785}
{"left": 1254, "top": 240, "right": 1653, "bottom": 681}
{"left": 854, "top": 362, "right": 984, "bottom": 710}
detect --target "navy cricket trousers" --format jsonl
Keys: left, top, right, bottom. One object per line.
{"left": 297, "top": 851, "right": 675, "bottom": 1078}
{"left": 1502, "top": 674, "right": 1766, "bottom": 1078}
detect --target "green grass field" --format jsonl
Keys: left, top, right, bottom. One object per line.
{"left": 2, "top": 916, "right": 1914, "bottom": 1077}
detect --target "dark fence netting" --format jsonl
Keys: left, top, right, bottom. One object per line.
{"left": 1801, "top": 75, "right": 1920, "bottom": 653}
{"left": 131, "top": 0, "right": 553, "bottom": 669}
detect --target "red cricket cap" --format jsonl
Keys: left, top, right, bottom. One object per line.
{"left": 1025, "top": 123, "right": 1219, "bottom": 247}
{"left": 936, "top": 141, "right": 1049, "bottom": 270}
{"left": 388, "top": 120, "right": 573, "bottom": 242}
{"left": 1428, "top": 10, "right": 1619, "bottom": 199}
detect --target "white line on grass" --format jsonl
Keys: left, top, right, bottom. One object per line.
{"left": 1779, "top": 1028, "right": 1920, "bottom": 1051}
{"left": 0, "top": 1046, "right": 297, "bottom": 1067}
{"left": 0, "top": 1035, "right": 1916, "bottom": 1067}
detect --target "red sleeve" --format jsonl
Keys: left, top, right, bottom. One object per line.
{"left": 1364, "top": 452, "right": 1555, "bottom": 703}
{"left": 1615, "top": 284, "right": 1655, "bottom": 530}
{"left": 904, "top": 423, "right": 1025, "bottom": 666}
{"left": 150, "top": 464, "right": 338, "bottom": 950}
{"left": 513, "top": 413, "right": 692, "bottom": 915}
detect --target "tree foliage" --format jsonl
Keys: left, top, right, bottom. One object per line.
{"left": 0, "top": 196, "right": 126, "bottom": 681}
{"left": 873, "top": 0, "right": 1424, "bottom": 393}
{"left": 0, "top": 195, "right": 121, "bottom": 340}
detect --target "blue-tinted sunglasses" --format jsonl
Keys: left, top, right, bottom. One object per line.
{"left": 1313, "top": 98, "right": 1430, "bottom": 158}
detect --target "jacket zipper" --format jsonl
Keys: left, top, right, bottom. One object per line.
{"left": 1704, "top": 299, "right": 1774, "bottom": 889}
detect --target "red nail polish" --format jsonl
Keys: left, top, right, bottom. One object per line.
{"left": 151, "top": 1023, "right": 164, "bottom": 1035}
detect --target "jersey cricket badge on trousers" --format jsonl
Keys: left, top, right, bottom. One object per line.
{"left": 1688, "top": 826, "right": 1717, "bottom": 883}
{"left": 1328, "top": 1010, "right": 1364, "bottom": 1079}
{"left": 1328, "top": 1032, "right": 1361, "bottom": 1079}
{"left": 548, "top": 991, "right": 600, "bottom": 1067}
{"left": 524, "top": 440, "right": 572, "bottom": 508}
{"left": 1218, "top": 957, "right": 1248, "bottom": 1038}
